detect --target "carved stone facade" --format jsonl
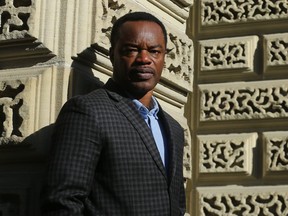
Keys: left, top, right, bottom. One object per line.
{"left": 0, "top": 0, "right": 193, "bottom": 215}
{"left": 2, "top": 0, "right": 288, "bottom": 215}
{"left": 188, "top": 0, "right": 288, "bottom": 216}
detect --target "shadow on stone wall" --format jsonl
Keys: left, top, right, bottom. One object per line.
{"left": 0, "top": 45, "right": 105, "bottom": 216}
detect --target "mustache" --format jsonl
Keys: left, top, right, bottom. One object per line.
{"left": 130, "top": 66, "right": 155, "bottom": 74}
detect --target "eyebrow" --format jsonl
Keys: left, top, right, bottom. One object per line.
{"left": 123, "top": 43, "right": 165, "bottom": 49}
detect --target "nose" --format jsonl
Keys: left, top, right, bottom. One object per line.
{"left": 135, "top": 50, "right": 151, "bottom": 64}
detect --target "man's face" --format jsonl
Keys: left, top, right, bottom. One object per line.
{"left": 110, "top": 21, "right": 166, "bottom": 97}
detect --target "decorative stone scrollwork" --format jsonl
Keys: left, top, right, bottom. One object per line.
{"left": 198, "top": 186, "right": 288, "bottom": 216}
{"left": 200, "top": 80, "right": 288, "bottom": 121}
{"left": 0, "top": 0, "right": 33, "bottom": 39}
{"left": 264, "top": 131, "right": 288, "bottom": 172}
{"left": 0, "top": 80, "right": 25, "bottom": 144}
{"left": 183, "top": 125, "right": 192, "bottom": 179}
{"left": 198, "top": 133, "right": 257, "bottom": 174}
{"left": 164, "top": 32, "right": 193, "bottom": 90}
{"left": 265, "top": 33, "right": 288, "bottom": 67}
{"left": 201, "top": 0, "right": 288, "bottom": 26}
{"left": 200, "top": 36, "right": 258, "bottom": 72}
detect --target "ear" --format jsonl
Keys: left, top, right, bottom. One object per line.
{"left": 109, "top": 47, "right": 114, "bottom": 65}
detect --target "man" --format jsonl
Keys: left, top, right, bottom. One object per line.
{"left": 41, "top": 11, "right": 186, "bottom": 216}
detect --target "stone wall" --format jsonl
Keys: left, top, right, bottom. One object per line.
{"left": 188, "top": 0, "right": 288, "bottom": 215}
{"left": 3, "top": 0, "right": 288, "bottom": 215}
{"left": 0, "top": 0, "right": 193, "bottom": 215}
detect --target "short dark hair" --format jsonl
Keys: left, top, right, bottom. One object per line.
{"left": 110, "top": 11, "right": 167, "bottom": 48}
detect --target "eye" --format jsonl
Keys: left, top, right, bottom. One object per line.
{"left": 149, "top": 49, "right": 162, "bottom": 57}
{"left": 122, "top": 47, "right": 138, "bottom": 56}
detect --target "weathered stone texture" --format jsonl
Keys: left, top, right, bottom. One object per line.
{"left": 0, "top": 0, "right": 33, "bottom": 39}
{"left": 201, "top": 0, "right": 288, "bottom": 26}
{"left": 198, "top": 186, "right": 288, "bottom": 216}
{"left": 198, "top": 133, "right": 257, "bottom": 174}
{"left": 264, "top": 131, "right": 288, "bottom": 172}
{"left": 199, "top": 80, "right": 288, "bottom": 121}
{"left": 200, "top": 36, "right": 258, "bottom": 72}
{"left": 264, "top": 33, "right": 288, "bottom": 67}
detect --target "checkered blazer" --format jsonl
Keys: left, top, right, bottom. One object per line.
{"left": 41, "top": 79, "right": 186, "bottom": 216}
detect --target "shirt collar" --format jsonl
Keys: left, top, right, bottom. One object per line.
{"left": 132, "top": 96, "right": 159, "bottom": 119}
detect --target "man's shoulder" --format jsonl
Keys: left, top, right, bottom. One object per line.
{"left": 61, "top": 88, "right": 112, "bottom": 112}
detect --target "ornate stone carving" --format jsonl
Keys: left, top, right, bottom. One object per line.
{"left": 199, "top": 80, "right": 288, "bottom": 121}
{"left": 200, "top": 36, "right": 258, "bottom": 72}
{"left": 0, "top": 0, "right": 33, "bottom": 39}
{"left": 198, "top": 186, "right": 288, "bottom": 216}
{"left": 198, "top": 133, "right": 257, "bottom": 174}
{"left": 264, "top": 33, "right": 288, "bottom": 67}
{"left": 183, "top": 125, "right": 192, "bottom": 179}
{"left": 264, "top": 131, "right": 288, "bottom": 172}
{"left": 164, "top": 32, "right": 193, "bottom": 90}
{"left": 201, "top": 0, "right": 288, "bottom": 26}
{"left": 0, "top": 66, "right": 69, "bottom": 145}
{"left": 0, "top": 80, "right": 26, "bottom": 144}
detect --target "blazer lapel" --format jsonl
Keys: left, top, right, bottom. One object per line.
{"left": 103, "top": 80, "right": 167, "bottom": 180}
{"left": 159, "top": 110, "right": 178, "bottom": 185}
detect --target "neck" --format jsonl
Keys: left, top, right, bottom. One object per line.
{"left": 138, "top": 90, "right": 153, "bottom": 109}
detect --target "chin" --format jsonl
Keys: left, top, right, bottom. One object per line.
{"left": 129, "top": 82, "right": 155, "bottom": 96}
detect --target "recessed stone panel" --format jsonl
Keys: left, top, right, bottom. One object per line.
{"left": 198, "top": 133, "right": 257, "bottom": 175}
{"left": 264, "top": 33, "right": 288, "bottom": 69}
{"left": 198, "top": 185, "right": 288, "bottom": 216}
{"left": 263, "top": 131, "right": 288, "bottom": 173}
{"left": 201, "top": 0, "right": 288, "bottom": 26}
{"left": 199, "top": 36, "right": 258, "bottom": 72}
{"left": 199, "top": 80, "right": 288, "bottom": 121}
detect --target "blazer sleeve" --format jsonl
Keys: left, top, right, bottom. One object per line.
{"left": 41, "top": 96, "right": 102, "bottom": 216}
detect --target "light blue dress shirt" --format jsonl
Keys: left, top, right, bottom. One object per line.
{"left": 132, "top": 97, "right": 168, "bottom": 169}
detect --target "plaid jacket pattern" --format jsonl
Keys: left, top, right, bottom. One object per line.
{"left": 41, "top": 79, "right": 186, "bottom": 216}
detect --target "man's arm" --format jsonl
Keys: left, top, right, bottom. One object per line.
{"left": 41, "top": 97, "right": 102, "bottom": 215}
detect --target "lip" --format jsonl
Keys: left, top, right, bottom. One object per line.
{"left": 130, "top": 67, "right": 155, "bottom": 80}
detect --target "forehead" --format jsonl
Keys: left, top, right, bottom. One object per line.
{"left": 117, "top": 21, "right": 165, "bottom": 45}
